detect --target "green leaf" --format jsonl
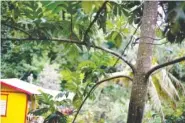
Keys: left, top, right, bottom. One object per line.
{"left": 61, "top": 70, "right": 73, "bottom": 82}
{"left": 122, "top": 8, "right": 130, "bottom": 17}
{"left": 65, "top": 82, "right": 78, "bottom": 92}
{"left": 115, "top": 33, "right": 122, "bottom": 48}
{"left": 81, "top": 1, "right": 93, "bottom": 14}
{"left": 112, "top": 31, "right": 118, "bottom": 40}
{"left": 106, "top": 31, "right": 122, "bottom": 48}
{"left": 72, "top": 93, "right": 83, "bottom": 108}
{"left": 78, "top": 60, "right": 96, "bottom": 70}
{"left": 30, "top": 107, "right": 49, "bottom": 115}
{"left": 43, "top": 1, "right": 67, "bottom": 14}
{"left": 155, "top": 28, "right": 163, "bottom": 38}
{"left": 81, "top": 1, "right": 103, "bottom": 14}
{"left": 60, "top": 20, "right": 72, "bottom": 37}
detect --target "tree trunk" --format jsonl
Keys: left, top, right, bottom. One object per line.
{"left": 127, "top": 1, "right": 158, "bottom": 123}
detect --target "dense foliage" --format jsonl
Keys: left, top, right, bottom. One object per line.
{"left": 1, "top": 1, "right": 185, "bottom": 123}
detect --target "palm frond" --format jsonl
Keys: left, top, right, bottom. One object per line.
{"left": 148, "top": 78, "right": 164, "bottom": 121}
{"left": 152, "top": 69, "right": 179, "bottom": 103}
{"left": 168, "top": 72, "right": 185, "bottom": 95}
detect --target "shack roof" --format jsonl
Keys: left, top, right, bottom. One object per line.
{"left": 0, "top": 78, "right": 61, "bottom": 96}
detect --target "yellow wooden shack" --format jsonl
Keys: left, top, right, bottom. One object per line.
{"left": 0, "top": 78, "right": 41, "bottom": 123}
{"left": 0, "top": 78, "right": 66, "bottom": 123}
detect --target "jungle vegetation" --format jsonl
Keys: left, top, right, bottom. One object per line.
{"left": 1, "top": 1, "right": 185, "bottom": 123}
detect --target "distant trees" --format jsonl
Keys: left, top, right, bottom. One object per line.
{"left": 36, "top": 64, "right": 61, "bottom": 90}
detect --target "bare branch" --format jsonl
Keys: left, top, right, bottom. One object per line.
{"left": 146, "top": 56, "right": 185, "bottom": 79}
{"left": 72, "top": 75, "right": 133, "bottom": 123}
{"left": 135, "top": 36, "right": 165, "bottom": 41}
{"left": 83, "top": 1, "right": 108, "bottom": 42}
{"left": 93, "top": 45, "right": 135, "bottom": 72}
{"left": 1, "top": 37, "right": 83, "bottom": 44}
{"left": 1, "top": 37, "right": 135, "bottom": 72}
{"left": 133, "top": 41, "right": 168, "bottom": 45}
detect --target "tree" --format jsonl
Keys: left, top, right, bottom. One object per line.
{"left": 126, "top": 2, "right": 158, "bottom": 122}
{"left": 36, "top": 64, "right": 61, "bottom": 90}
{"left": 127, "top": 2, "right": 185, "bottom": 122}
{"left": 1, "top": 1, "right": 185, "bottom": 123}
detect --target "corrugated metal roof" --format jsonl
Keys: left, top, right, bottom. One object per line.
{"left": 0, "top": 78, "right": 60, "bottom": 96}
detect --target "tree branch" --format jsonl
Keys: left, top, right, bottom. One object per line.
{"left": 146, "top": 56, "right": 185, "bottom": 79}
{"left": 133, "top": 41, "right": 168, "bottom": 45}
{"left": 135, "top": 36, "right": 165, "bottom": 41}
{"left": 1, "top": 37, "right": 135, "bottom": 72}
{"left": 1, "top": 22, "right": 32, "bottom": 38}
{"left": 93, "top": 45, "right": 135, "bottom": 72}
{"left": 83, "top": 1, "right": 108, "bottom": 42}
{"left": 72, "top": 75, "right": 133, "bottom": 123}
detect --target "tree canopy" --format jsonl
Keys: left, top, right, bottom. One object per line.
{"left": 1, "top": 1, "right": 185, "bottom": 123}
